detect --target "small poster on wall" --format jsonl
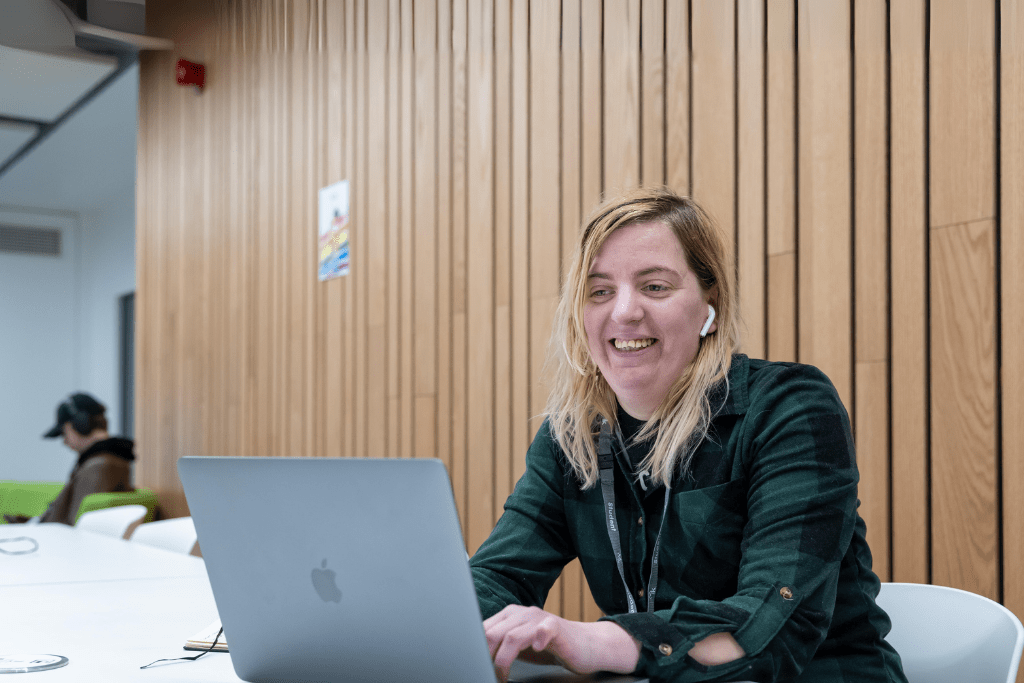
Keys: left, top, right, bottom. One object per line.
{"left": 318, "top": 180, "right": 350, "bottom": 281}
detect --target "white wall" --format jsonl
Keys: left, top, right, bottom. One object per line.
{"left": 0, "top": 208, "right": 82, "bottom": 481}
{"left": 0, "top": 63, "right": 138, "bottom": 484}
{"left": 0, "top": 198, "right": 136, "bottom": 483}
{"left": 79, "top": 197, "right": 136, "bottom": 436}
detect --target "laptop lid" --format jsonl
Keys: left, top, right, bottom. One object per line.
{"left": 178, "top": 456, "right": 497, "bottom": 683}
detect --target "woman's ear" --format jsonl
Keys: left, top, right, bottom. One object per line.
{"left": 699, "top": 284, "right": 719, "bottom": 338}
{"left": 700, "top": 303, "right": 717, "bottom": 338}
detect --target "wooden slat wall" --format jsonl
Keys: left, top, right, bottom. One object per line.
{"left": 138, "top": 0, "right": 1024, "bottom": 626}
{"left": 1004, "top": 0, "right": 1024, "bottom": 632}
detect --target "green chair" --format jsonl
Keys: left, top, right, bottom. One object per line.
{"left": 0, "top": 481, "right": 63, "bottom": 521}
{"left": 0, "top": 482, "right": 158, "bottom": 524}
{"left": 76, "top": 489, "right": 158, "bottom": 524}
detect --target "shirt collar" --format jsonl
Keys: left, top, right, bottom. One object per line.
{"left": 710, "top": 353, "right": 749, "bottom": 418}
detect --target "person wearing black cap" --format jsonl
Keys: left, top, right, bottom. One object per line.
{"left": 2, "top": 393, "right": 136, "bottom": 525}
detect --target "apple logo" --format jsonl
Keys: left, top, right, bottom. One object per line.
{"left": 311, "top": 559, "right": 342, "bottom": 603}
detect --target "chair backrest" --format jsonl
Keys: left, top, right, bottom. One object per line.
{"left": 877, "top": 582, "right": 1024, "bottom": 683}
{"left": 76, "top": 488, "right": 158, "bottom": 524}
{"left": 75, "top": 504, "right": 148, "bottom": 540}
{"left": 130, "top": 517, "right": 199, "bottom": 556}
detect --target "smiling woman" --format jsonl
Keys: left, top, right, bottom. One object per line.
{"left": 470, "top": 188, "right": 909, "bottom": 683}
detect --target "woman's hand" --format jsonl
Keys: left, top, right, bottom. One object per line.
{"left": 484, "top": 605, "right": 641, "bottom": 683}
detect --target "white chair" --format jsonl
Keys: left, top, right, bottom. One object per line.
{"left": 75, "top": 504, "right": 148, "bottom": 540}
{"left": 130, "top": 517, "right": 200, "bottom": 556}
{"left": 877, "top": 582, "right": 1024, "bottom": 683}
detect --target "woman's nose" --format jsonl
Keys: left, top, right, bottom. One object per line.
{"left": 611, "top": 288, "right": 643, "bottom": 323}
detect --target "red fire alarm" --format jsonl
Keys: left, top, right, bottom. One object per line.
{"left": 176, "top": 58, "right": 206, "bottom": 90}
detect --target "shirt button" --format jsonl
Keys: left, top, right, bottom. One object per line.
{"left": 780, "top": 587, "right": 794, "bottom": 600}
{"left": 638, "top": 588, "right": 645, "bottom": 598}
{"left": 638, "top": 516, "right": 644, "bottom": 526}
{"left": 658, "top": 644, "right": 673, "bottom": 656}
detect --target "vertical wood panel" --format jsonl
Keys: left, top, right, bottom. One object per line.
{"left": 367, "top": 1, "right": 388, "bottom": 461}
{"left": 560, "top": 0, "right": 584, "bottom": 623}
{"left": 603, "top": 0, "right": 641, "bottom": 193}
{"left": 580, "top": 0, "right": 605, "bottom": 623}
{"left": 930, "top": 223, "right": 998, "bottom": 600}
{"left": 509, "top": 0, "right": 529, "bottom": 485}
{"left": 436, "top": 0, "right": 454, "bottom": 488}
{"left": 930, "top": 4, "right": 997, "bottom": 228}
{"left": 414, "top": 0, "right": 439, "bottom": 467}
{"left": 387, "top": 0, "right": 401, "bottom": 459}
{"left": 344, "top": 0, "right": 358, "bottom": 464}
{"left": 451, "top": 0, "right": 469, "bottom": 533}
{"left": 255, "top": 47, "right": 270, "bottom": 460}
{"left": 665, "top": 0, "right": 689, "bottom": 194}
{"left": 530, "top": 0, "right": 562, "bottom": 615}
{"left": 690, "top": 0, "right": 735, "bottom": 253}
{"left": 562, "top": 0, "right": 582, "bottom": 266}
{"left": 323, "top": 0, "right": 345, "bottom": 459}
{"left": 135, "top": 50, "right": 156, "bottom": 494}
{"left": 400, "top": 0, "right": 415, "bottom": 461}
{"left": 766, "top": 0, "right": 796, "bottom": 363}
{"left": 354, "top": 0, "right": 369, "bottom": 465}
{"left": 492, "top": 0, "right": 513, "bottom": 521}
{"left": 929, "top": 0, "right": 997, "bottom": 601}
{"left": 466, "top": 0, "right": 495, "bottom": 553}
{"left": 853, "top": 0, "right": 891, "bottom": 580}
{"left": 641, "top": 0, "right": 665, "bottom": 187}
{"left": 1002, "top": 0, "right": 1024, "bottom": 624}
{"left": 303, "top": 39, "right": 317, "bottom": 461}
{"left": 737, "top": 0, "right": 765, "bottom": 357}
{"left": 528, "top": 0, "right": 561, "bottom": 434}
{"left": 166, "top": 44, "right": 186, "bottom": 511}
{"left": 581, "top": 1, "right": 603, "bottom": 210}
{"left": 889, "top": 0, "right": 929, "bottom": 584}
{"left": 797, "top": 0, "right": 851, "bottom": 407}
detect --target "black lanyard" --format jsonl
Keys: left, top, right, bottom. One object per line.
{"left": 597, "top": 418, "right": 671, "bottom": 614}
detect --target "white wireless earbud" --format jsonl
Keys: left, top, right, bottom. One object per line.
{"left": 699, "top": 304, "right": 716, "bottom": 338}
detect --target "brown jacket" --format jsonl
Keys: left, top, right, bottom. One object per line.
{"left": 40, "top": 439, "right": 135, "bottom": 525}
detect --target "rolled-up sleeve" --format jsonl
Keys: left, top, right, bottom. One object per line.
{"left": 602, "top": 364, "right": 859, "bottom": 682}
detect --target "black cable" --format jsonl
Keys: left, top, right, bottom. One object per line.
{"left": 139, "top": 627, "right": 224, "bottom": 669}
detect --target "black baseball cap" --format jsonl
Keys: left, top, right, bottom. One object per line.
{"left": 43, "top": 393, "right": 106, "bottom": 438}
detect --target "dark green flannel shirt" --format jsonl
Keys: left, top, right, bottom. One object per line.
{"left": 471, "top": 355, "right": 907, "bottom": 683}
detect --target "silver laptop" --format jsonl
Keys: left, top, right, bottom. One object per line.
{"left": 179, "top": 456, "right": 646, "bottom": 683}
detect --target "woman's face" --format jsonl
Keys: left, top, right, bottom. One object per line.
{"left": 583, "top": 221, "right": 716, "bottom": 420}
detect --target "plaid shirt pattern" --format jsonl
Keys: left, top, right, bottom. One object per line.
{"left": 471, "top": 355, "right": 907, "bottom": 683}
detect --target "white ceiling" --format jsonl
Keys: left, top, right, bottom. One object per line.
{"left": 0, "top": 0, "right": 165, "bottom": 214}
{"left": 0, "top": 62, "right": 138, "bottom": 214}
{"left": 0, "top": 45, "right": 118, "bottom": 121}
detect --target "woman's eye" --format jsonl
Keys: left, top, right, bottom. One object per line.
{"left": 590, "top": 288, "right": 611, "bottom": 299}
{"left": 644, "top": 283, "right": 669, "bottom": 293}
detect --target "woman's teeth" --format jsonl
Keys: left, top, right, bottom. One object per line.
{"left": 613, "top": 338, "right": 655, "bottom": 350}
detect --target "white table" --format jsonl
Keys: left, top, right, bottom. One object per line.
{"left": 0, "top": 524, "right": 207, "bottom": 587}
{"left": 1, "top": 523, "right": 234, "bottom": 681}
{"left": 0, "top": 524, "right": 653, "bottom": 682}
{"left": 0, "top": 574, "right": 239, "bottom": 682}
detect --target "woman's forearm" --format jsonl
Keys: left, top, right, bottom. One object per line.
{"left": 575, "top": 621, "right": 642, "bottom": 673}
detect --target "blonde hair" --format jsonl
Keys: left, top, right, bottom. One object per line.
{"left": 544, "top": 187, "right": 739, "bottom": 488}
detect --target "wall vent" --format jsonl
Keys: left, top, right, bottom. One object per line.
{"left": 0, "top": 225, "right": 62, "bottom": 257}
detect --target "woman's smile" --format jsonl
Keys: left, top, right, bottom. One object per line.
{"left": 612, "top": 338, "right": 657, "bottom": 351}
